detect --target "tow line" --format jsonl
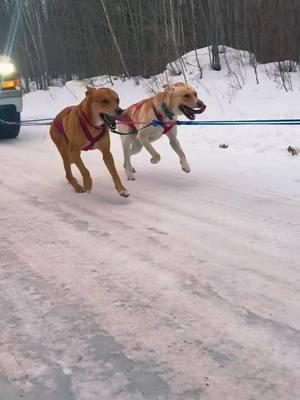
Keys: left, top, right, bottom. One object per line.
{"left": 1, "top": 117, "right": 300, "bottom": 134}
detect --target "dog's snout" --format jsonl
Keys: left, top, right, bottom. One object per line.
{"left": 197, "top": 99, "right": 204, "bottom": 107}
{"left": 116, "top": 107, "right": 124, "bottom": 116}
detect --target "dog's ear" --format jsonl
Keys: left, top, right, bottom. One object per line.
{"left": 173, "top": 82, "right": 186, "bottom": 87}
{"left": 85, "top": 85, "right": 96, "bottom": 97}
{"left": 162, "top": 83, "right": 174, "bottom": 92}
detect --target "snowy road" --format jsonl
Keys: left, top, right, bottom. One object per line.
{"left": 0, "top": 124, "right": 299, "bottom": 400}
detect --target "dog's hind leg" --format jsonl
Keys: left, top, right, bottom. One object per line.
{"left": 50, "top": 126, "right": 85, "bottom": 192}
{"left": 121, "top": 135, "right": 140, "bottom": 180}
{"left": 69, "top": 148, "right": 93, "bottom": 192}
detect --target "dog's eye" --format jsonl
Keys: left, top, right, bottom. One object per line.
{"left": 184, "top": 94, "right": 191, "bottom": 98}
{"left": 101, "top": 99, "right": 110, "bottom": 105}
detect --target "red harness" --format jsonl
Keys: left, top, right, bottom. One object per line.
{"left": 121, "top": 100, "right": 176, "bottom": 135}
{"left": 120, "top": 100, "right": 146, "bottom": 131}
{"left": 152, "top": 106, "right": 177, "bottom": 134}
{"left": 53, "top": 106, "right": 106, "bottom": 151}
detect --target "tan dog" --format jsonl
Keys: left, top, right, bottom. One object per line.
{"left": 117, "top": 82, "right": 206, "bottom": 180}
{"left": 50, "top": 87, "right": 129, "bottom": 197}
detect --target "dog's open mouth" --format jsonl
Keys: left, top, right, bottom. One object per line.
{"left": 179, "top": 103, "right": 206, "bottom": 120}
{"left": 100, "top": 113, "right": 117, "bottom": 130}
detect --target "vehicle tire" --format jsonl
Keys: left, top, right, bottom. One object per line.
{"left": 0, "top": 105, "right": 21, "bottom": 139}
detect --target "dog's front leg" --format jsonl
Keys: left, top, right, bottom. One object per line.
{"left": 138, "top": 130, "right": 161, "bottom": 164}
{"left": 101, "top": 149, "right": 129, "bottom": 197}
{"left": 168, "top": 128, "right": 190, "bottom": 173}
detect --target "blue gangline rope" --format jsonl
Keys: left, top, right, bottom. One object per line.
{"left": 153, "top": 119, "right": 300, "bottom": 127}
{"left": 1, "top": 117, "right": 300, "bottom": 131}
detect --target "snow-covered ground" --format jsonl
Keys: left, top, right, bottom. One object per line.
{"left": 0, "top": 48, "right": 299, "bottom": 399}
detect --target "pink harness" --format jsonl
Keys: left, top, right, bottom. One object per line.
{"left": 121, "top": 100, "right": 176, "bottom": 134}
{"left": 119, "top": 100, "right": 146, "bottom": 131}
{"left": 53, "top": 106, "right": 106, "bottom": 151}
{"left": 152, "top": 106, "right": 177, "bottom": 134}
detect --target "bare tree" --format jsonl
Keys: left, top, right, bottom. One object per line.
{"left": 100, "top": 0, "right": 130, "bottom": 78}
{"left": 0, "top": 0, "right": 298, "bottom": 91}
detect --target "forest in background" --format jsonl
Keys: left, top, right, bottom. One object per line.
{"left": 0, "top": 0, "right": 299, "bottom": 91}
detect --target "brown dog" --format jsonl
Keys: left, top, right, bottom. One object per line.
{"left": 117, "top": 82, "right": 206, "bottom": 180}
{"left": 50, "top": 87, "right": 129, "bottom": 197}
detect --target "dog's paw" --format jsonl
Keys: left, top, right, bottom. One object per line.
{"left": 181, "top": 161, "right": 191, "bottom": 173}
{"left": 119, "top": 190, "right": 130, "bottom": 198}
{"left": 74, "top": 185, "right": 85, "bottom": 193}
{"left": 151, "top": 153, "right": 161, "bottom": 164}
{"left": 125, "top": 166, "right": 136, "bottom": 180}
{"left": 127, "top": 173, "right": 136, "bottom": 181}
{"left": 83, "top": 177, "right": 93, "bottom": 193}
